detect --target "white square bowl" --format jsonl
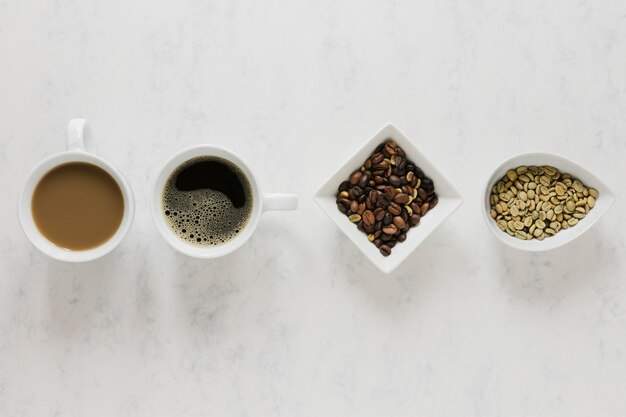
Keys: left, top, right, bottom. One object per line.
{"left": 314, "top": 123, "right": 463, "bottom": 274}
{"left": 482, "top": 152, "right": 616, "bottom": 251}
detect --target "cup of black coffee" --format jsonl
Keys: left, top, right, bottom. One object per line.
{"left": 151, "top": 145, "right": 297, "bottom": 258}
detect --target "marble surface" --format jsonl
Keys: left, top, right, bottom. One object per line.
{"left": 1, "top": 0, "right": 626, "bottom": 416}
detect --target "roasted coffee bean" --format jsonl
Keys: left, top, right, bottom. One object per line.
{"left": 363, "top": 210, "right": 375, "bottom": 226}
{"left": 371, "top": 152, "right": 384, "bottom": 164}
{"left": 417, "top": 188, "right": 427, "bottom": 201}
{"left": 388, "top": 202, "right": 402, "bottom": 216}
{"left": 384, "top": 142, "right": 397, "bottom": 156}
{"left": 337, "top": 198, "right": 351, "bottom": 209}
{"left": 374, "top": 207, "right": 385, "bottom": 221}
{"left": 389, "top": 175, "right": 401, "bottom": 187}
{"left": 383, "top": 224, "right": 398, "bottom": 235}
{"left": 358, "top": 173, "right": 369, "bottom": 188}
{"left": 349, "top": 171, "right": 362, "bottom": 185}
{"left": 393, "top": 216, "right": 406, "bottom": 229}
{"left": 422, "top": 178, "right": 434, "bottom": 191}
{"left": 368, "top": 190, "right": 379, "bottom": 205}
{"left": 394, "top": 193, "right": 410, "bottom": 205}
{"left": 379, "top": 245, "right": 391, "bottom": 256}
{"left": 336, "top": 139, "right": 438, "bottom": 256}
{"left": 373, "top": 161, "right": 389, "bottom": 171}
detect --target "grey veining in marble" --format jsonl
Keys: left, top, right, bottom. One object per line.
{"left": 1, "top": 0, "right": 625, "bottom": 416}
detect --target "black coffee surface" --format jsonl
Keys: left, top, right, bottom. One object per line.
{"left": 175, "top": 160, "right": 246, "bottom": 208}
{"left": 162, "top": 156, "right": 252, "bottom": 246}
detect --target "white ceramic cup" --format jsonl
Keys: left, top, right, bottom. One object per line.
{"left": 151, "top": 145, "right": 298, "bottom": 258}
{"left": 18, "top": 119, "right": 135, "bottom": 262}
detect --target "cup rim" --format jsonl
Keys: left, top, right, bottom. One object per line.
{"left": 150, "top": 144, "right": 262, "bottom": 258}
{"left": 18, "top": 150, "right": 135, "bottom": 262}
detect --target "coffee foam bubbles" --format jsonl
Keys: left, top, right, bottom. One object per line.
{"left": 162, "top": 159, "right": 252, "bottom": 246}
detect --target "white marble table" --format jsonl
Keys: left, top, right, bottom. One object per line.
{"left": 1, "top": 1, "right": 625, "bottom": 416}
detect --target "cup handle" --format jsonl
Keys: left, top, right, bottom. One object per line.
{"left": 263, "top": 193, "right": 298, "bottom": 211}
{"left": 67, "top": 119, "right": 95, "bottom": 153}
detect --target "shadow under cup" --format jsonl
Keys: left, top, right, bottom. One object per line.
{"left": 18, "top": 151, "right": 135, "bottom": 262}
{"left": 151, "top": 146, "right": 264, "bottom": 259}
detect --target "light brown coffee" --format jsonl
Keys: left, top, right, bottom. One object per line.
{"left": 32, "top": 162, "right": 124, "bottom": 250}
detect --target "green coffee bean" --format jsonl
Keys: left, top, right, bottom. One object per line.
{"left": 348, "top": 214, "right": 361, "bottom": 223}
{"left": 515, "top": 230, "right": 527, "bottom": 240}
{"left": 489, "top": 165, "right": 598, "bottom": 242}
{"left": 588, "top": 196, "right": 596, "bottom": 208}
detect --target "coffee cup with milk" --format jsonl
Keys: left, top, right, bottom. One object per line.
{"left": 18, "top": 119, "right": 135, "bottom": 262}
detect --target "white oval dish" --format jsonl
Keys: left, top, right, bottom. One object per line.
{"left": 483, "top": 152, "right": 616, "bottom": 251}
